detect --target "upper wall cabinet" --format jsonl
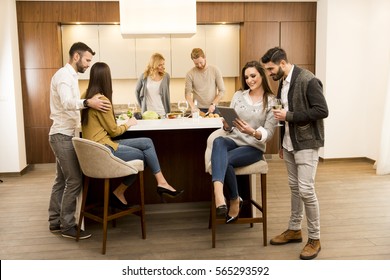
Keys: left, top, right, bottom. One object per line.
{"left": 171, "top": 24, "right": 239, "bottom": 78}
{"left": 62, "top": 24, "right": 239, "bottom": 79}
{"left": 61, "top": 25, "right": 100, "bottom": 80}
{"left": 135, "top": 37, "right": 171, "bottom": 78}
{"left": 204, "top": 25, "right": 239, "bottom": 77}
{"left": 99, "top": 25, "right": 137, "bottom": 79}
{"left": 171, "top": 25, "right": 206, "bottom": 78}
{"left": 61, "top": 25, "right": 136, "bottom": 80}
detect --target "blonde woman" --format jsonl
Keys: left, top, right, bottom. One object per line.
{"left": 135, "top": 53, "right": 171, "bottom": 116}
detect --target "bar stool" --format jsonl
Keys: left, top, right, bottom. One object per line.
{"left": 72, "top": 137, "right": 146, "bottom": 254}
{"left": 204, "top": 129, "right": 268, "bottom": 248}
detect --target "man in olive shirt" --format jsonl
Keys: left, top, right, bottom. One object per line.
{"left": 185, "top": 48, "right": 225, "bottom": 114}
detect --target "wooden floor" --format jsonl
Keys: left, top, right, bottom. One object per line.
{"left": 1, "top": 158, "right": 390, "bottom": 260}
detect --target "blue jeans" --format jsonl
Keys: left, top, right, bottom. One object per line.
{"left": 211, "top": 136, "right": 263, "bottom": 200}
{"left": 108, "top": 137, "right": 161, "bottom": 187}
{"left": 283, "top": 148, "right": 320, "bottom": 239}
{"left": 48, "top": 134, "right": 83, "bottom": 231}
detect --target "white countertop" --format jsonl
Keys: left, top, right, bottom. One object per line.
{"left": 124, "top": 117, "right": 223, "bottom": 131}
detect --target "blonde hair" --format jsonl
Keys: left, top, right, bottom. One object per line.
{"left": 190, "top": 48, "right": 205, "bottom": 60}
{"left": 143, "top": 53, "right": 165, "bottom": 78}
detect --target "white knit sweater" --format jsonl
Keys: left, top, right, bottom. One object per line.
{"left": 224, "top": 89, "right": 277, "bottom": 152}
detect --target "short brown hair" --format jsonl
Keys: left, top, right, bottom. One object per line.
{"left": 69, "top": 42, "right": 95, "bottom": 58}
{"left": 191, "top": 48, "right": 205, "bottom": 60}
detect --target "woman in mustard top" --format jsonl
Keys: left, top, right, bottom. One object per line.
{"left": 81, "top": 62, "right": 183, "bottom": 209}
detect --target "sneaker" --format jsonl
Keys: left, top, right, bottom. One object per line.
{"left": 49, "top": 224, "right": 61, "bottom": 233}
{"left": 270, "top": 229, "right": 303, "bottom": 245}
{"left": 300, "top": 238, "right": 321, "bottom": 260}
{"left": 61, "top": 226, "right": 92, "bottom": 240}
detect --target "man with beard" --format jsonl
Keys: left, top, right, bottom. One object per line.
{"left": 261, "top": 47, "right": 328, "bottom": 260}
{"left": 185, "top": 48, "right": 225, "bottom": 114}
{"left": 48, "top": 42, "right": 111, "bottom": 239}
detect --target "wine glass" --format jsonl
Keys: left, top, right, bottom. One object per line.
{"left": 177, "top": 100, "right": 188, "bottom": 118}
{"left": 272, "top": 99, "right": 284, "bottom": 127}
{"left": 127, "top": 102, "right": 137, "bottom": 117}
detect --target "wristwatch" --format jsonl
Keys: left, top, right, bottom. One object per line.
{"left": 83, "top": 99, "right": 89, "bottom": 108}
{"left": 252, "top": 130, "right": 257, "bottom": 138}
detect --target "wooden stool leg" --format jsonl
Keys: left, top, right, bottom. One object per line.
{"left": 102, "top": 178, "right": 110, "bottom": 254}
{"left": 261, "top": 173, "right": 267, "bottom": 246}
{"left": 138, "top": 172, "right": 146, "bottom": 239}
{"left": 249, "top": 174, "right": 255, "bottom": 228}
{"left": 77, "top": 176, "right": 89, "bottom": 241}
{"left": 211, "top": 189, "right": 217, "bottom": 248}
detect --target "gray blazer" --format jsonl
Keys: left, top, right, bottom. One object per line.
{"left": 278, "top": 66, "right": 329, "bottom": 151}
{"left": 134, "top": 73, "right": 171, "bottom": 114}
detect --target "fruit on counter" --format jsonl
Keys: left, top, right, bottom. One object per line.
{"left": 126, "top": 110, "right": 133, "bottom": 118}
{"left": 118, "top": 113, "right": 129, "bottom": 120}
{"left": 204, "top": 113, "right": 220, "bottom": 118}
{"left": 142, "top": 110, "right": 160, "bottom": 120}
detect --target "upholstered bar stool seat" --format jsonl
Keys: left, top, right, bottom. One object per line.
{"left": 72, "top": 137, "right": 146, "bottom": 254}
{"left": 204, "top": 129, "right": 268, "bottom": 248}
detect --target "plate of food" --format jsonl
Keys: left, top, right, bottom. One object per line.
{"left": 166, "top": 111, "right": 183, "bottom": 119}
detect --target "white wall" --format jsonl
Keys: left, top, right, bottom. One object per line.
{"left": 0, "top": 0, "right": 27, "bottom": 173}
{"left": 316, "top": 0, "right": 390, "bottom": 160}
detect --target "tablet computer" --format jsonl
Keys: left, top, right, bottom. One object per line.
{"left": 217, "top": 106, "right": 240, "bottom": 128}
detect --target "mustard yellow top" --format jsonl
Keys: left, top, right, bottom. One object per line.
{"left": 81, "top": 96, "right": 128, "bottom": 151}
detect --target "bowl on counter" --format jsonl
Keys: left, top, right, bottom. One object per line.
{"left": 166, "top": 111, "right": 183, "bottom": 119}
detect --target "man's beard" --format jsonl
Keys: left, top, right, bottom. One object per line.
{"left": 272, "top": 66, "right": 284, "bottom": 81}
{"left": 76, "top": 60, "right": 86, "bottom": 73}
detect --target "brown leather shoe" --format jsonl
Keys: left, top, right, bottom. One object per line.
{"left": 300, "top": 238, "right": 321, "bottom": 260}
{"left": 270, "top": 229, "right": 303, "bottom": 245}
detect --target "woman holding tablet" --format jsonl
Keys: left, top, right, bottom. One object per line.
{"left": 211, "top": 61, "right": 277, "bottom": 223}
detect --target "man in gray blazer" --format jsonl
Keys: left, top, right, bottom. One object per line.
{"left": 261, "top": 47, "right": 329, "bottom": 260}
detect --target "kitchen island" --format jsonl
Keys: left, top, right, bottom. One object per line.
{"left": 116, "top": 117, "right": 222, "bottom": 204}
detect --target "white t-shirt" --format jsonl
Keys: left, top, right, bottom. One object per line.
{"left": 145, "top": 77, "right": 165, "bottom": 115}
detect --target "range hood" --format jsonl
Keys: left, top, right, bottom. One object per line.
{"left": 119, "top": 0, "right": 196, "bottom": 38}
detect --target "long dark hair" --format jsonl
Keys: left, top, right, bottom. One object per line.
{"left": 240, "top": 61, "right": 274, "bottom": 110}
{"left": 81, "top": 62, "right": 113, "bottom": 125}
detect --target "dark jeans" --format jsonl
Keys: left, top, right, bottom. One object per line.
{"left": 211, "top": 136, "right": 263, "bottom": 199}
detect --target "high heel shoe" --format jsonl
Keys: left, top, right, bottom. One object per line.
{"left": 110, "top": 193, "right": 130, "bottom": 210}
{"left": 157, "top": 186, "right": 184, "bottom": 202}
{"left": 226, "top": 197, "right": 243, "bottom": 224}
{"left": 216, "top": 205, "right": 228, "bottom": 218}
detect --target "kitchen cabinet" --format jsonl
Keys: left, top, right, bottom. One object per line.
{"left": 61, "top": 25, "right": 100, "bottom": 80}
{"left": 204, "top": 24, "right": 239, "bottom": 77}
{"left": 280, "top": 21, "right": 316, "bottom": 72}
{"left": 171, "top": 25, "right": 206, "bottom": 77}
{"left": 62, "top": 24, "right": 239, "bottom": 79}
{"left": 171, "top": 24, "right": 240, "bottom": 78}
{"left": 99, "top": 25, "right": 137, "bottom": 79}
{"left": 61, "top": 25, "right": 137, "bottom": 79}
{"left": 134, "top": 37, "right": 171, "bottom": 77}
